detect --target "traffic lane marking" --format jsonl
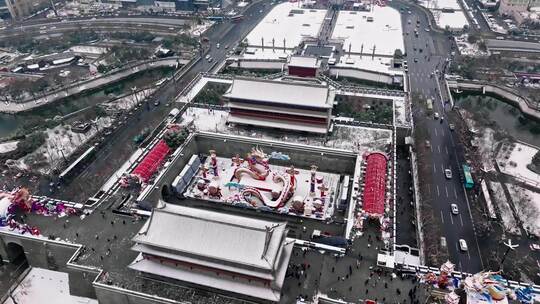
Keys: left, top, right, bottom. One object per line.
{"left": 440, "top": 210, "right": 444, "bottom": 224}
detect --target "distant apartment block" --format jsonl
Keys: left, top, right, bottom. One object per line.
{"left": 5, "top": 0, "right": 50, "bottom": 19}
{"left": 499, "top": 0, "right": 540, "bottom": 15}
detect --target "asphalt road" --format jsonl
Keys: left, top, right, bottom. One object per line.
{"left": 0, "top": 19, "right": 186, "bottom": 39}
{"left": 395, "top": 1, "right": 483, "bottom": 273}
{"left": 51, "top": 1, "right": 271, "bottom": 202}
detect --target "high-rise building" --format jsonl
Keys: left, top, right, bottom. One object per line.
{"left": 5, "top": 0, "right": 51, "bottom": 20}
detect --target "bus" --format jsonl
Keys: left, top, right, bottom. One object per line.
{"left": 463, "top": 165, "right": 474, "bottom": 189}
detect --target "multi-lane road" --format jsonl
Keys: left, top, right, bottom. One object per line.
{"left": 395, "top": 1, "right": 483, "bottom": 273}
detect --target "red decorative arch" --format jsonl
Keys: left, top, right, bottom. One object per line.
{"left": 362, "top": 152, "right": 387, "bottom": 216}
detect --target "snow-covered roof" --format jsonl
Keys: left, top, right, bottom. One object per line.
{"left": 52, "top": 57, "right": 74, "bottom": 65}
{"left": 224, "top": 78, "right": 332, "bottom": 109}
{"left": 331, "top": 7, "right": 404, "bottom": 56}
{"left": 245, "top": 1, "right": 326, "bottom": 49}
{"left": 133, "top": 202, "right": 288, "bottom": 271}
{"left": 336, "top": 55, "right": 404, "bottom": 76}
{"left": 242, "top": 47, "right": 291, "bottom": 60}
{"left": 288, "top": 55, "right": 320, "bottom": 68}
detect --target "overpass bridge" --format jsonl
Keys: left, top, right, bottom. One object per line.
{"left": 0, "top": 57, "right": 187, "bottom": 114}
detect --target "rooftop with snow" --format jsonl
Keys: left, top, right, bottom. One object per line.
{"left": 331, "top": 7, "right": 404, "bottom": 56}
{"left": 244, "top": 1, "right": 327, "bottom": 49}
{"left": 223, "top": 77, "right": 334, "bottom": 109}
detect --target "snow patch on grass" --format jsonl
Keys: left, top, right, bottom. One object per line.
{"left": 488, "top": 181, "right": 521, "bottom": 235}
{"left": 507, "top": 184, "right": 540, "bottom": 237}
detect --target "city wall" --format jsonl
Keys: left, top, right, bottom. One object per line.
{"left": 0, "top": 231, "right": 98, "bottom": 298}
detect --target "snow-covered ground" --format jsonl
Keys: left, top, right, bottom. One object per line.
{"left": 393, "top": 96, "right": 411, "bottom": 128}
{"left": 459, "top": 110, "right": 497, "bottom": 171}
{"left": 488, "top": 181, "right": 521, "bottom": 235}
{"left": 496, "top": 142, "right": 540, "bottom": 189}
{"left": 507, "top": 184, "right": 540, "bottom": 237}
{"left": 179, "top": 107, "right": 392, "bottom": 153}
{"left": 3, "top": 267, "right": 97, "bottom": 304}
{"left": 419, "top": 0, "right": 461, "bottom": 10}
{"left": 15, "top": 117, "right": 113, "bottom": 174}
{"left": 471, "top": 127, "right": 496, "bottom": 172}
{"left": 0, "top": 141, "right": 19, "bottom": 154}
{"left": 454, "top": 34, "right": 488, "bottom": 57}
{"left": 69, "top": 45, "right": 108, "bottom": 56}
{"left": 419, "top": 0, "right": 469, "bottom": 30}
{"left": 433, "top": 10, "right": 469, "bottom": 30}
{"left": 325, "top": 125, "right": 392, "bottom": 154}
{"left": 188, "top": 21, "right": 213, "bottom": 37}
{"left": 180, "top": 107, "right": 229, "bottom": 132}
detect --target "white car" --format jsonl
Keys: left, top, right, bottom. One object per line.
{"left": 451, "top": 203, "right": 459, "bottom": 215}
{"left": 530, "top": 244, "right": 540, "bottom": 251}
{"left": 459, "top": 239, "right": 468, "bottom": 251}
{"left": 445, "top": 169, "right": 452, "bottom": 179}
{"left": 434, "top": 112, "right": 439, "bottom": 119}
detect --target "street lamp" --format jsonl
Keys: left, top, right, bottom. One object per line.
{"left": 500, "top": 239, "right": 519, "bottom": 267}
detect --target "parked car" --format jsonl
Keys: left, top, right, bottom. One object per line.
{"left": 434, "top": 112, "right": 439, "bottom": 119}
{"left": 449, "top": 124, "right": 455, "bottom": 131}
{"left": 530, "top": 244, "right": 540, "bottom": 251}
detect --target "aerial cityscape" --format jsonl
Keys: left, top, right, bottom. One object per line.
{"left": 0, "top": 0, "right": 539, "bottom": 302}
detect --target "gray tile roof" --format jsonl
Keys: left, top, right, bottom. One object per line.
{"left": 133, "top": 202, "right": 288, "bottom": 271}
